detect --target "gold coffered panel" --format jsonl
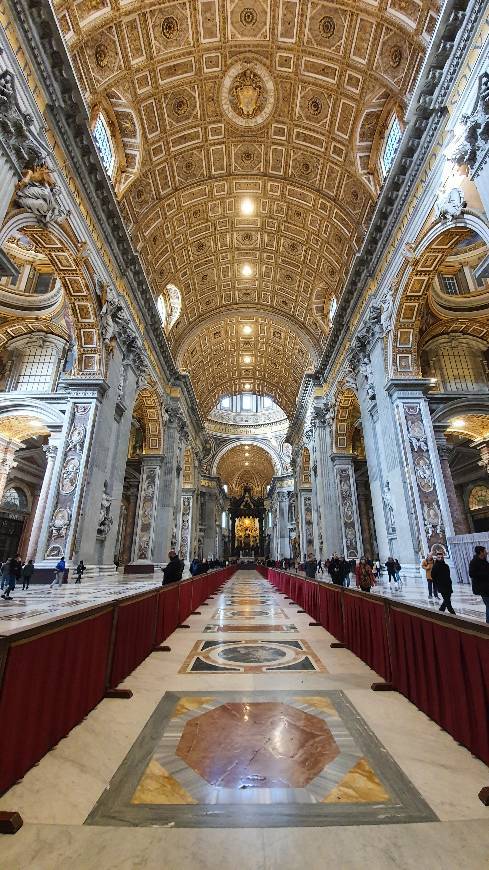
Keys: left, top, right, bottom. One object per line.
{"left": 54, "top": 0, "right": 439, "bottom": 414}
{"left": 217, "top": 443, "right": 275, "bottom": 497}
{"left": 178, "top": 314, "right": 313, "bottom": 417}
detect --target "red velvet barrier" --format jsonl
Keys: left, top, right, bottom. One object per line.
{"left": 342, "top": 593, "right": 391, "bottom": 681}
{"left": 162, "top": 582, "right": 180, "bottom": 640}
{"left": 318, "top": 582, "right": 344, "bottom": 641}
{"left": 303, "top": 579, "right": 319, "bottom": 621}
{"left": 178, "top": 580, "right": 193, "bottom": 623}
{"left": 154, "top": 588, "right": 167, "bottom": 646}
{"left": 109, "top": 592, "right": 159, "bottom": 688}
{"left": 390, "top": 608, "right": 489, "bottom": 764}
{"left": 295, "top": 576, "right": 305, "bottom": 609}
{"left": 0, "top": 609, "right": 113, "bottom": 793}
{"left": 191, "top": 576, "right": 203, "bottom": 611}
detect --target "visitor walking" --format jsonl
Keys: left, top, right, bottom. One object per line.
{"left": 75, "top": 560, "right": 86, "bottom": 584}
{"left": 22, "top": 559, "right": 35, "bottom": 590}
{"left": 385, "top": 556, "right": 396, "bottom": 585}
{"left": 355, "top": 557, "right": 376, "bottom": 592}
{"left": 1, "top": 554, "right": 22, "bottom": 600}
{"left": 421, "top": 553, "right": 439, "bottom": 599}
{"left": 339, "top": 556, "right": 350, "bottom": 587}
{"left": 468, "top": 545, "right": 489, "bottom": 623}
{"left": 305, "top": 554, "right": 317, "bottom": 579}
{"left": 394, "top": 558, "right": 402, "bottom": 588}
{"left": 328, "top": 553, "right": 342, "bottom": 585}
{"left": 50, "top": 556, "right": 66, "bottom": 588}
{"left": 431, "top": 552, "right": 455, "bottom": 614}
{"left": 317, "top": 559, "right": 324, "bottom": 575}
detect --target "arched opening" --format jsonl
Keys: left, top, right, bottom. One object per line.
{"left": 216, "top": 444, "right": 275, "bottom": 558}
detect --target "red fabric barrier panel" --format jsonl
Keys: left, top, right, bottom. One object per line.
{"left": 295, "top": 576, "right": 306, "bottom": 609}
{"left": 281, "top": 572, "right": 289, "bottom": 598}
{"left": 303, "top": 580, "right": 319, "bottom": 621}
{"left": 318, "top": 583, "right": 344, "bottom": 641}
{"left": 390, "top": 609, "right": 489, "bottom": 764}
{"left": 191, "top": 576, "right": 203, "bottom": 611}
{"left": 162, "top": 582, "right": 180, "bottom": 640}
{"left": 178, "top": 580, "right": 193, "bottom": 623}
{"left": 342, "top": 592, "right": 391, "bottom": 681}
{"left": 0, "top": 609, "right": 113, "bottom": 794}
{"left": 110, "top": 592, "right": 159, "bottom": 688}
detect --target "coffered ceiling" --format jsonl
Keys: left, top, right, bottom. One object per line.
{"left": 54, "top": 0, "right": 439, "bottom": 416}
{"left": 217, "top": 442, "right": 275, "bottom": 496}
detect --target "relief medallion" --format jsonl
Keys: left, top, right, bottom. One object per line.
{"left": 220, "top": 60, "right": 275, "bottom": 128}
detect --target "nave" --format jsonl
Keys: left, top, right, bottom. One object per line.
{"left": 1, "top": 571, "right": 488, "bottom": 869}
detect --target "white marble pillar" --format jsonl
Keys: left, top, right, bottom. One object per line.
{"left": 332, "top": 454, "right": 362, "bottom": 560}
{"left": 388, "top": 381, "right": 455, "bottom": 559}
{"left": 131, "top": 458, "right": 161, "bottom": 564}
{"left": 153, "top": 407, "right": 186, "bottom": 563}
{"left": 311, "top": 403, "right": 343, "bottom": 557}
{"left": 26, "top": 440, "right": 59, "bottom": 561}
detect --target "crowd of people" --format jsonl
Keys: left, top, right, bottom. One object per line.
{"left": 1, "top": 545, "right": 488, "bottom": 622}
{"left": 265, "top": 546, "right": 489, "bottom": 622}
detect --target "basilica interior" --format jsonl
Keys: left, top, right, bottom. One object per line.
{"left": 0, "top": 1, "right": 488, "bottom": 867}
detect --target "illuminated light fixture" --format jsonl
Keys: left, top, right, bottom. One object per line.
{"left": 451, "top": 418, "right": 466, "bottom": 428}
{"left": 244, "top": 382, "right": 251, "bottom": 390}
{"left": 240, "top": 197, "right": 255, "bottom": 215}
{"left": 241, "top": 263, "right": 252, "bottom": 277}
{"left": 244, "top": 461, "right": 249, "bottom": 466}
{"left": 243, "top": 355, "right": 252, "bottom": 364}
{"left": 242, "top": 325, "right": 253, "bottom": 334}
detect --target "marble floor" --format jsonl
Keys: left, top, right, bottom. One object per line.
{"left": 1, "top": 570, "right": 488, "bottom": 869}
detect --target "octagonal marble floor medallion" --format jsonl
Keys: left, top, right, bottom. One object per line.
{"left": 86, "top": 691, "right": 437, "bottom": 828}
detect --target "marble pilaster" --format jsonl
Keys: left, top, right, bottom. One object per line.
{"left": 434, "top": 430, "right": 470, "bottom": 535}
{"left": 331, "top": 454, "right": 362, "bottom": 561}
{"left": 26, "top": 440, "right": 59, "bottom": 561}
{"left": 387, "top": 381, "right": 455, "bottom": 561}
{"left": 120, "top": 483, "right": 139, "bottom": 565}
{"left": 131, "top": 457, "right": 161, "bottom": 564}
{"left": 311, "top": 403, "right": 342, "bottom": 557}
{"left": 152, "top": 406, "right": 186, "bottom": 564}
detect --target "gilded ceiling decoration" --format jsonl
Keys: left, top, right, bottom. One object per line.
{"left": 217, "top": 442, "right": 275, "bottom": 496}
{"left": 446, "top": 414, "right": 489, "bottom": 443}
{"left": 54, "top": 0, "right": 439, "bottom": 413}
{"left": 0, "top": 416, "right": 50, "bottom": 443}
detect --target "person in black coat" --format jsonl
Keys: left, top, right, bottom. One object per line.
{"left": 162, "top": 550, "right": 184, "bottom": 585}
{"left": 431, "top": 553, "right": 455, "bottom": 614}
{"left": 469, "top": 545, "right": 489, "bottom": 623}
{"left": 328, "top": 554, "right": 342, "bottom": 585}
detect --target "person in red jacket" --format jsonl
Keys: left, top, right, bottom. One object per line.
{"left": 355, "top": 558, "right": 375, "bottom": 592}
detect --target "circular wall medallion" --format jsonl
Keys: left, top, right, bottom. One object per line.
{"left": 162, "top": 16, "right": 179, "bottom": 39}
{"left": 240, "top": 7, "right": 258, "bottom": 26}
{"left": 220, "top": 60, "right": 275, "bottom": 128}
{"left": 319, "top": 16, "right": 335, "bottom": 38}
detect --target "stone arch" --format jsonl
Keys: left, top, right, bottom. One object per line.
{"left": 0, "top": 395, "right": 65, "bottom": 439}
{"left": 333, "top": 388, "right": 361, "bottom": 453}
{"left": 391, "top": 213, "right": 489, "bottom": 378}
{"left": 0, "top": 212, "right": 103, "bottom": 375}
{"left": 0, "top": 318, "right": 69, "bottom": 357}
{"left": 211, "top": 438, "right": 283, "bottom": 477}
{"left": 132, "top": 386, "right": 163, "bottom": 454}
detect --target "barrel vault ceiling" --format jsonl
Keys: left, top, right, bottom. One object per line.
{"left": 54, "top": 0, "right": 440, "bottom": 417}
{"left": 216, "top": 443, "right": 276, "bottom": 496}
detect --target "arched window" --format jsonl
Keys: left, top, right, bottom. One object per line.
{"left": 93, "top": 113, "right": 116, "bottom": 178}
{"left": 380, "top": 115, "right": 402, "bottom": 179}
{"left": 166, "top": 283, "right": 182, "bottom": 328}
{"left": 6, "top": 335, "right": 65, "bottom": 393}
{"left": 157, "top": 295, "right": 167, "bottom": 326}
{"left": 329, "top": 295, "right": 337, "bottom": 324}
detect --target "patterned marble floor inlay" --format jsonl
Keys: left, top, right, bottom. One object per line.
{"left": 179, "top": 639, "right": 325, "bottom": 673}
{"left": 203, "top": 623, "right": 298, "bottom": 633}
{"left": 86, "top": 691, "right": 437, "bottom": 828}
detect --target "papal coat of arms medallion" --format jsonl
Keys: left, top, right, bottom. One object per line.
{"left": 220, "top": 59, "right": 275, "bottom": 128}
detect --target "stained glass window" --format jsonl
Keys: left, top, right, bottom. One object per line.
{"left": 93, "top": 114, "right": 115, "bottom": 178}
{"left": 380, "top": 116, "right": 402, "bottom": 179}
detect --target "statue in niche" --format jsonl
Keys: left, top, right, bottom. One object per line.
{"left": 359, "top": 356, "right": 376, "bottom": 400}
{"left": 380, "top": 288, "right": 394, "bottom": 335}
{"left": 97, "top": 480, "right": 113, "bottom": 539}
{"left": 382, "top": 481, "right": 396, "bottom": 534}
